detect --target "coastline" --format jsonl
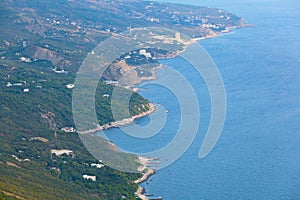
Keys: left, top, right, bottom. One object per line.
{"left": 170, "top": 24, "right": 253, "bottom": 58}
{"left": 132, "top": 25, "right": 253, "bottom": 200}
{"left": 78, "top": 103, "right": 156, "bottom": 135}
{"left": 78, "top": 23, "right": 253, "bottom": 200}
{"left": 124, "top": 63, "right": 164, "bottom": 91}
{"left": 78, "top": 103, "right": 157, "bottom": 199}
{"left": 77, "top": 103, "right": 157, "bottom": 199}
{"left": 135, "top": 157, "right": 157, "bottom": 200}
{"left": 78, "top": 28, "right": 222, "bottom": 135}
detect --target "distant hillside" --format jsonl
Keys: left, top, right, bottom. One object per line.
{"left": 0, "top": 0, "right": 247, "bottom": 72}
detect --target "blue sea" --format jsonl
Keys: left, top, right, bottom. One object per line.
{"left": 104, "top": 0, "right": 300, "bottom": 199}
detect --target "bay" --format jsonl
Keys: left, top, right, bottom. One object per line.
{"left": 104, "top": 0, "right": 300, "bottom": 199}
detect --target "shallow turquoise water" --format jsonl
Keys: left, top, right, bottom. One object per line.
{"left": 104, "top": 0, "right": 300, "bottom": 199}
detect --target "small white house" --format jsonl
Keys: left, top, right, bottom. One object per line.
{"left": 83, "top": 175, "right": 96, "bottom": 182}
{"left": 66, "top": 84, "right": 75, "bottom": 89}
{"left": 61, "top": 127, "right": 76, "bottom": 133}
{"left": 51, "top": 149, "right": 73, "bottom": 157}
{"left": 20, "top": 57, "right": 31, "bottom": 63}
{"left": 139, "top": 49, "right": 152, "bottom": 58}
{"left": 91, "top": 163, "right": 105, "bottom": 169}
{"left": 53, "top": 68, "right": 68, "bottom": 74}
{"left": 105, "top": 80, "right": 119, "bottom": 86}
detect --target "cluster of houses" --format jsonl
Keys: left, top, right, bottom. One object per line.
{"left": 6, "top": 82, "right": 30, "bottom": 93}
{"left": 5, "top": 78, "right": 46, "bottom": 92}
{"left": 82, "top": 161, "right": 105, "bottom": 182}
{"left": 12, "top": 154, "right": 30, "bottom": 162}
{"left": 6, "top": 80, "right": 74, "bottom": 93}
{"left": 81, "top": 161, "right": 106, "bottom": 181}
{"left": 49, "top": 146, "right": 105, "bottom": 183}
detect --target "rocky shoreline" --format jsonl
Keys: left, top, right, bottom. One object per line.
{"left": 77, "top": 103, "right": 157, "bottom": 199}
{"left": 78, "top": 103, "right": 156, "bottom": 135}
{"left": 135, "top": 157, "right": 157, "bottom": 200}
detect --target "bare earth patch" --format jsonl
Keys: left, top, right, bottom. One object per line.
{"left": 6, "top": 161, "right": 20, "bottom": 168}
{"left": 0, "top": 190, "right": 26, "bottom": 200}
{"left": 29, "top": 137, "right": 49, "bottom": 143}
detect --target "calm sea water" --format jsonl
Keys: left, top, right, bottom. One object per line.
{"left": 104, "top": 0, "right": 300, "bottom": 199}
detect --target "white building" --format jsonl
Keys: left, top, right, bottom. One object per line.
{"left": 61, "top": 127, "right": 76, "bottom": 133}
{"left": 83, "top": 175, "right": 96, "bottom": 182}
{"left": 139, "top": 49, "right": 152, "bottom": 58}
{"left": 51, "top": 149, "right": 73, "bottom": 157}
{"left": 20, "top": 57, "right": 31, "bottom": 63}
{"left": 105, "top": 80, "right": 119, "bottom": 86}
{"left": 66, "top": 84, "right": 75, "bottom": 89}
{"left": 91, "top": 163, "right": 105, "bottom": 169}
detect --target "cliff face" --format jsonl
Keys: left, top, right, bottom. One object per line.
{"left": 32, "top": 46, "right": 65, "bottom": 66}
{"left": 102, "top": 53, "right": 160, "bottom": 87}
{"left": 22, "top": 46, "right": 71, "bottom": 68}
